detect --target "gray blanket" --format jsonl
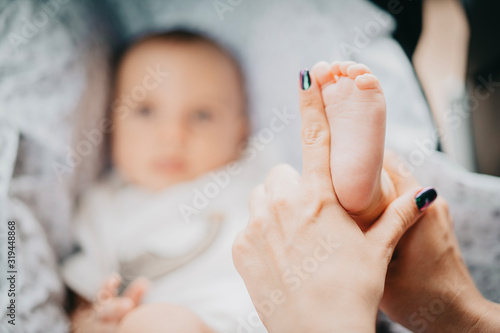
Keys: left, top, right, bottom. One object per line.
{"left": 0, "top": 1, "right": 498, "bottom": 332}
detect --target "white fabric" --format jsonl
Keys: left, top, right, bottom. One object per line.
{"left": 2, "top": 1, "right": 499, "bottom": 332}
{"left": 62, "top": 151, "right": 274, "bottom": 332}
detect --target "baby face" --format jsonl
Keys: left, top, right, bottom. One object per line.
{"left": 112, "top": 39, "right": 248, "bottom": 191}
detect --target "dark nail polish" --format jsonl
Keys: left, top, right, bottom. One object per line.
{"left": 415, "top": 186, "right": 438, "bottom": 212}
{"left": 300, "top": 69, "right": 311, "bottom": 90}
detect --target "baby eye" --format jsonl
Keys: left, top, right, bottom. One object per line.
{"left": 192, "top": 109, "right": 213, "bottom": 122}
{"left": 137, "top": 106, "right": 152, "bottom": 117}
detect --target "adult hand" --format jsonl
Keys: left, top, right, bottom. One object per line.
{"left": 381, "top": 152, "right": 500, "bottom": 333}
{"left": 232, "top": 70, "right": 431, "bottom": 333}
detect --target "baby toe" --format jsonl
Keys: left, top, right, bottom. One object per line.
{"left": 311, "top": 61, "right": 335, "bottom": 87}
{"left": 347, "top": 63, "right": 372, "bottom": 80}
{"left": 339, "top": 61, "right": 356, "bottom": 76}
{"left": 354, "top": 73, "right": 381, "bottom": 90}
{"left": 330, "top": 61, "right": 342, "bottom": 78}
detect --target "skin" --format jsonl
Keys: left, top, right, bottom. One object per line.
{"left": 116, "top": 303, "right": 214, "bottom": 333}
{"left": 232, "top": 72, "right": 428, "bottom": 333}
{"left": 233, "top": 64, "right": 500, "bottom": 332}
{"left": 70, "top": 275, "right": 149, "bottom": 333}
{"left": 380, "top": 151, "right": 500, "bottom": 333}
{"left": 111, "top": 38, "right": 248, "bottom": 191}
{"left": 310, "top": 61, "right": 397, "bottom": 230}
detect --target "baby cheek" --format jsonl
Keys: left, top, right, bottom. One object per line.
{"left": 113, "top": 131, "right": 152, "bottom": 179}
{"left": 188, "top": 136, "right": 228, "bottom": 170}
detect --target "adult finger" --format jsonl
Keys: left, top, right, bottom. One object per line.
{"left": 298, "top": 68, "right": 334, "bottom": 193}
{"left": 366, "top": 186, "right": 438, "bottom": 255}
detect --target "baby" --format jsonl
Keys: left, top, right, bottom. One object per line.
{"left": 63, "top": 29, "right": 268, "bottom": 333}
{"left": 63, "top": 28, "right": 397, "bottom": 332}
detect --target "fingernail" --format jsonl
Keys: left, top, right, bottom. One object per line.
{"left": 415, "top": 186, "right": 438, "bottom": 212}
{"left": 300, "top": 69, "right": 311, "bottom": 90}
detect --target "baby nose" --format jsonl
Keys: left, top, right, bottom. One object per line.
{"left": 156, "top": 121, "right": 188, "bottom": 148}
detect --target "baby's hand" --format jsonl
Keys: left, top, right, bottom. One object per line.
{"left": 72, "top": 274, "right": 149, "bottom": 333}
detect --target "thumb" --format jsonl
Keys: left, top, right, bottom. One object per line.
{"left": 367, "top": 186, "right": 438, "bottom": 253}
{"left": 97, "top": 273, "right": 121, "bottom": 302}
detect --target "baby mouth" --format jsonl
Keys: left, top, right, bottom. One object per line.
{"left": 153, "top": 159, "right": 186, "bottom": 173}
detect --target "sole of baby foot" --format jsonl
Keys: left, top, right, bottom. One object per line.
{"left": 311, "top": 61, "right": 394, "bottom": 229}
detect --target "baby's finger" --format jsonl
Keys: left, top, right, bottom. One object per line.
{"left": 96, "top": 297, "right": 134, "bottom": 322}
{"left": 97, "top": 273, "right": 121, "bottom": 302}
{"left": 122, "top": 277, "right": 150, "bottom": 305}
{"left": 298, "top": 69, "right": 335, "bottom": 195}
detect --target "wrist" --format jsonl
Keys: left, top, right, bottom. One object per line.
{"left": 315, "top": 290, "right": 377, "bottom": 333}
{"left": 297, "top": 312, "right": 375, "bottom": 333}
{"left": 279, "top": 290, "right": 377, "bottom": 333}
{"left": 429, "top": 288, "right": 500, "bottom": 333}
{"left": 462, "top": 297, "right": 500, "bottom": 332}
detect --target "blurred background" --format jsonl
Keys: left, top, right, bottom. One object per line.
{"left": 0, "top": 1, "right": 499, "bottom": 332}
{"left": 413, "top": 0, "right": 500, "bottom": 176}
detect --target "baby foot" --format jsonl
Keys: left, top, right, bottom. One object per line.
{"left": 311, "top": 61, "right": 395, "bottom": 228}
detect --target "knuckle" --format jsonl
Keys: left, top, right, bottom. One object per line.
{"left": 391, "top": 205, "right": 412, "bottom": 229}
{"left": 309, "top": 185, "right": 335, "bottom": 204}
{"left": 301, "top": 96, "right": 319, "bottom": 109}
{"left": 302, "top": 122, "right": 329, "bottom": 146}
{"left": 315, "top": 194, "right": 334, "bottom": 210}
{"left": 248, "top": 215, "right": 266, "bottom": 233}
{"left": 269, "top": 194, "right": 290, "bottom": 210}
{"left": 302, "top": 188, "right": 334, "bottom": 218}
{"left": 232, "top": 232, "right": 249, "bottom": 262}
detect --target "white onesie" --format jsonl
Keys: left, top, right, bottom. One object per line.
{"left": 62, "top": 153, "right": 273, "bottom": 332}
